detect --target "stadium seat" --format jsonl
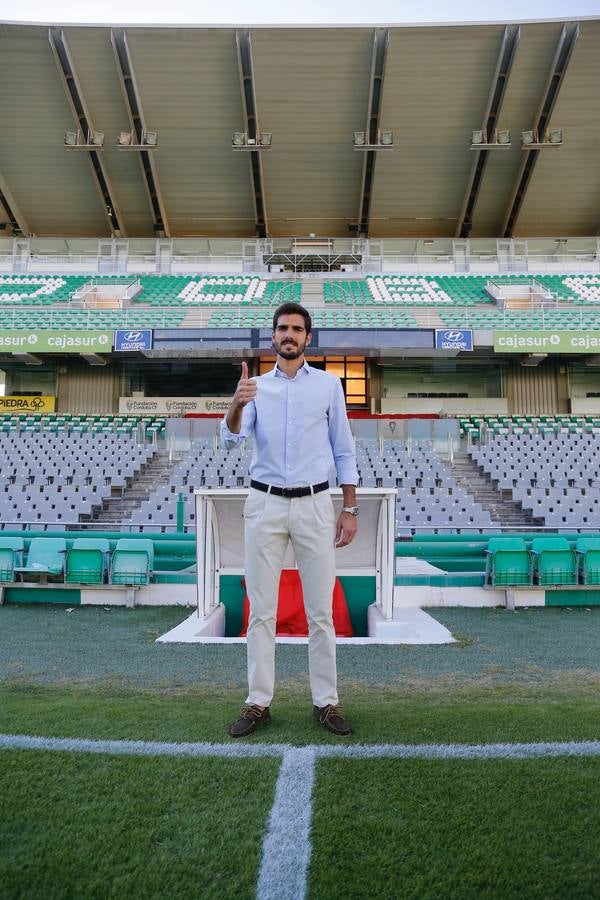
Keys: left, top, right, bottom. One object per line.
{"left": 14, "top": 537, "right": 67, "bottom": 582}
{"left": 0, "top": 537, "right": 24, "bottom": 582}
{"left": 531, "top": 537, "right": 577, "bottom": 586}
{"left": 575, "top": 537, "right": 600, "bottom": 585}
{"left": 65, "top": 538, "right": 111, "bottom": 585}
{"left": 110, "top": 538, "right": 154, "bottom": 586}
{"left": 485, "top": 537, "right": 531, "bottom": 586}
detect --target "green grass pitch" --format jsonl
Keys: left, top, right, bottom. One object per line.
{"left": 2, "top": 604, "right": 600, "bottom": 898}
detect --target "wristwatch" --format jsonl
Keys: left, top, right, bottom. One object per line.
{"left": 341, "top": 506, "right": 359, "bottom": 517}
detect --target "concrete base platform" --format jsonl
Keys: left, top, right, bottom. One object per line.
{"left": 156, "top": 603, "right": 456, "bottom": 645}
{"left": 369, "top": 604, "right": 456, "bottom": 644}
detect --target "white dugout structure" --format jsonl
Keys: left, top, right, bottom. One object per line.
{"left": 159, "top": 487, "right": 410, "bottom": 643}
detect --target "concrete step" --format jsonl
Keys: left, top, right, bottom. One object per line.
{"left": 92, "top": 452, "right": 174, "bottom": 523}
{"left": 449, "top": 451, "right": 536, "bottom": 527}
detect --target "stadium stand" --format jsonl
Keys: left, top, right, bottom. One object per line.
{"left": 469, "top": 433, "right": 600, "bottom": 528}
{"left": 124, "top": 438, "right": 494, "bottom": 533}
{"left": 0, "top": 431, "right": 157, "bottom": 526}
{"left": 5, "top": 273, "right": 600, "bottom": 332}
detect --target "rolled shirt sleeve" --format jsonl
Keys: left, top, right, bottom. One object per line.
{"left": 220, "top": 400, "right": 256, "bottom": 450}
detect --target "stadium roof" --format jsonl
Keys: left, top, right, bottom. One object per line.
{"left": 0, "top": 19, "right": 599, "bottom": 240}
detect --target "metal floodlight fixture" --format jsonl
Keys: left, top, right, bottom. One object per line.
{"left": 232, "top": 130, "right": 272, "bottom": 150}
{"left": 521, "top": 130, "right": 537, "bottom": 145}
{"left": 88, "top": 130, "right": 105, "bottom": 148}
{"left": 143, "top": 130, "right": 158, "bottom": 147}
{"left": 64, "top": 130, "right": 79, "bottom": 146}
{"left": 353, "top": 129, "right": 393, "bottom": 150}
{"left": 548, "top": 128, "right": 563, "bottom": 144}
{"left": 497, "top": 129, "right": 511, "bottom": 145}
{"left": 471, "top": 130, "right": 485, "bottom": 145}
{"left": 118, "top": 130, "right": 133, "bottom": 146}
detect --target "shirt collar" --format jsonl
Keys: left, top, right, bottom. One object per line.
{"left": 271, "top": 359, "right": 310, "bottom": 379}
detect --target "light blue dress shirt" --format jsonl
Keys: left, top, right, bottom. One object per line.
{"left": 221, "top": 361, "right": 358, "bottom": 487}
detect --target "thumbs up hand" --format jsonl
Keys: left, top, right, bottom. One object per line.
{"left": 233, "top": 360, "right": 257, "bottom": 409}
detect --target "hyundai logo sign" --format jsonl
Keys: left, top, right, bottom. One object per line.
{"left": 435, "top": 328, "right": 473, "bottom": 351}
{"left": 114, "top": 329, "right": 153, "bottom": 351}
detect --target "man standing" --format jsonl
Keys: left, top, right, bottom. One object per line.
{"left": 221, "top": 302, "right": 358, "bottom": 738}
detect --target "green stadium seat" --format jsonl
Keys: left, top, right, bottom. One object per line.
{"left": 575, "top": 537, "right": 600, "bottom": 585}
{"left": 65, "top": 538, "right": 111, "bottom": 585}
{"left": 14, "top": 537, "right": 67, "bottom": 582}
{"left": 531, "top": 537, "right": 577, "bottom": 586}
{"left": 110, "top": 539, "right": 154, "bottom": 586}
{"left": 485, "top": 537, "right": 531, "bottom": 587}
{"left": 0, "top": 537, "right": 25, "bottom": 583}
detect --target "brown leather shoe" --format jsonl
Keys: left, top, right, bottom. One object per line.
{"left": 228, "top": 705, "right": 271, "bottom": 738}
{"left": 313, "top": 705, "right": 351, "bottom": 736}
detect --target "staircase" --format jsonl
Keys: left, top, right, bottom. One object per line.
{"left": 300, "top": 279, "right": 325, "bottom": 308}
{"left": 411, "top": 309, "right": 446, "bottom": 328}
{"left": 92, "top": 452, "right": 173, "bottom": 524}
{"left": 449, "top": 449, "right": 538, "bottom": 528}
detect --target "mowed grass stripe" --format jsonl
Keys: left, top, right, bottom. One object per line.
{"left": 310, "top": 757, "right": 600, "bottom": 900}
{"left": 0, "top": 750, "right": 279, "bottom": 900}
{"left": 2, "top": 683, "right": 600, "bottom": 746}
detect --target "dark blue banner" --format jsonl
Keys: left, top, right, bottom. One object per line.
{"left": 114, "top": 329, "right": 153, "bottom": 351}
{"left": 435, "top": 328, "right": 473, "bottom": 351}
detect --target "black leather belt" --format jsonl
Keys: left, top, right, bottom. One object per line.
{"left": 250, "top": 479, "right": 329, "bottom": 498}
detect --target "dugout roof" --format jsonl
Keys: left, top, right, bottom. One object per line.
{"left": 0, "top": 20, "right": 599, "bottom": 239}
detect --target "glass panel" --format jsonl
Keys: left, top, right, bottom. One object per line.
{"left": 326, "top": 362, "right": 345, "bottom": 377}
{"left": 346, "top": 362, "right": 365, "bottom": 376}
{"left": 346, "top": 379, "right": 366, "bottom": 392}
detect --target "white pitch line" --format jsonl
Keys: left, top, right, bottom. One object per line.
{"left": 2, "top": 733, "right": 600, "bottom": 760}
{"left": 4, "top": 734, "right": 600, "bottom": 900}
{"left": 257, "top": 747, "right": 316, "bottom": 900}
{"left": 0, "top": 733, "right": 288, "bottom": 758}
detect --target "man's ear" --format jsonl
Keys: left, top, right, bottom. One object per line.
{"left": 306, "top": 332, "right": 312, "bottom": 346}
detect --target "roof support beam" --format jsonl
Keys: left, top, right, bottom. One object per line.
{"left": 235, "top": 30, "right": 268, "bottom": 239}
{"left": 48, "top": 27, "right": 125, "bottom": 237}
{"left": 0, "top": 171, "right": 29, "bottom": 236}
{"left": 357, "top": 28, "right": 389, "bottom": 237}
{"left": 501, "top": 22, "right": 579, "bottom": 238}
{"left": 111, "top": 28, "right": 170, "bottom": 237}
{"left": 456, "top": 25, "right": 520, "bottom": 239}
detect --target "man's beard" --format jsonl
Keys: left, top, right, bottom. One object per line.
{"left": 272, "top": 338, "right": 305, "bottom": 359}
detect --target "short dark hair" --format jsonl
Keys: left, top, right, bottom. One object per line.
{"left": 272, "top": 302, "right": 312, "bottom": 335}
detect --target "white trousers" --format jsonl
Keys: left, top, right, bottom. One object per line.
{"left": 243, "top": 488, "right": 338, "bottom": 708}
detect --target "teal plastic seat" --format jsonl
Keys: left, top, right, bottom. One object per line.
{"left": 14, "top": 537, "right": 67, "bottom": 581}
{"left": 531, "top": 537, "right": 577, "bottom": 586}
{"left": 0, "top": 537, "right": 25, "bottom": 582}
{"left": 575, "top": 537, "right": 600, "bottom": 585}
{"left": 110, "top": 539, "right": 154, "bottom": 586}
{"left": 485, "top": 537, "right": 531, "bottom": 586}
{"left": 65, "top": 538, "right": 111, "bottom": 585}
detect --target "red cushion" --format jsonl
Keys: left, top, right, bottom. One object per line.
{"left": 240, "top": 569, "right": 354, "bottom": 637}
